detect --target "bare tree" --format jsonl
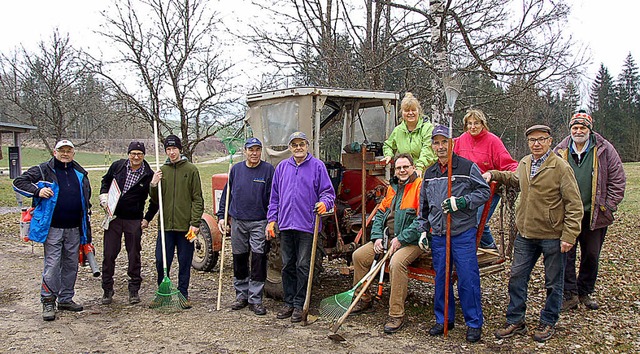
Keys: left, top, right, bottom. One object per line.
{"left": 0, "top": 30, "right": 108, "bottom": 152}
{"left": 96, "top": 0, "right": 243, "bottom": 159}
{"left": 244, "top": 0, "right": 588, "bottom": 124}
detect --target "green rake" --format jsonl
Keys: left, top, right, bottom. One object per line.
{"left": 149, "top": 120, "right": 190, "bottom": 311}
{"left": 320, "top": 251, "right": 390, "bottom": 321}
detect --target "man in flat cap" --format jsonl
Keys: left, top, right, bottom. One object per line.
{"left": 13, "top": 139, "right": 91, "bottom": 321}
{"left": 553, "top": 110, "right": 626, "bottom": 312}
{"left": 486, "top": 125, "right": 583, "bottom": 343}
{"left": 100, "top": 141, "right": 158, "bottom": 305}
{"left": 266, "top": 131, "right": 335, "bottom": 323}
{"left": 217, "top": 137, "right": 274, "bottom": 315}
{"left": 150, "top": 134, "right": 204, "bottom": 308}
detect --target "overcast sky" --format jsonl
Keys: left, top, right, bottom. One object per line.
{"left": 0, "top": 0, "right": 637, "bottom": 87}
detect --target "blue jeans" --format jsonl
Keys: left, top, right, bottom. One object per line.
{"left": 155, "top": 231, "right": 194, "bottom": 299}
{"left": 476, "top": 194, "right": 500, "bottom": 248}
{"left": 280, "top": 230, "right": 313, "bottom": 309}
{"left": 432, "top": 228, "right": 484, "bottom": 328}
{"left": 506, "top": 234, "right": 566, "bottom": 326}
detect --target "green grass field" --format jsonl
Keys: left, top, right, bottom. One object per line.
{"left": 1, "top": 146, "right": 229, "bottom": 210}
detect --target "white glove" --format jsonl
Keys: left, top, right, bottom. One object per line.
{"left": 419, "top": 232, "right": 430, "bottom": 252}
{"left": 99, "top": 193, "right": 108, "bottom": 209}
{"left": 218, "top": 219, "right": 230, "bottom": 235}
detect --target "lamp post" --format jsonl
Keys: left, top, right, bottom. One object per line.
{"left": 442, "top": 74, "right": 463, "bottom": 338}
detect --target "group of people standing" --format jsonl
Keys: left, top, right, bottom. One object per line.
{"left": 348, "top": 93, "right": 625, "bottom": 344}
{"left": 13, "top": 92, "right": 625, "bottom": 346}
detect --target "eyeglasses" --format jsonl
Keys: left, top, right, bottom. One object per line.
{"left": 394, "top": 165, "right": 413, "bottom": 171}
{"left": 290, "top": 142, "right": 307, "bottom": 148}
{"left": 527, "top": 136, "right": 551, "bottom": 145}
{"left": 129, "top": 152, "right": 144, "bottom": 157}
{"left": 56, "top": 149, "right": 73, "bottom": 155}
{"left": 466, "top": 121, "right": 483, "bottom": 127}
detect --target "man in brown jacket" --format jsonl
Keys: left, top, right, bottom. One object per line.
{"left": 484, "top": 125, "right": 583, "bottom": 343}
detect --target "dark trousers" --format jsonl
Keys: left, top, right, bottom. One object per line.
{"left": 155, "top": 231, "right": 194, "bottom": 298}
{"left": 280, "top": 230, "right": 313, "bottom": 309}
{"left": 506, "top": 234, "right": 566, "bottom": 326}
{"left": 564, "top": 215, "right": 607, "bottom": 296}
{"left": 102, "top": 218, "right": 143, "bottom": 293}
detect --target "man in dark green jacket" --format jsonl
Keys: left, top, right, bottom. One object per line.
{"left": 150, "top": 135, "right": 204, "bottom": 308}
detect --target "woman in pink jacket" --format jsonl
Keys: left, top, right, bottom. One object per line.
{"left": 453, "top": 109, "right": 518, "bottom": 248}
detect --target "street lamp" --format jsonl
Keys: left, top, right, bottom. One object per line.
{"left": 441, "top": 73, "right": 463, "bottom": 339}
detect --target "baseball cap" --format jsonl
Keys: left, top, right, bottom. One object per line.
{"left": 244, "top": 137, "right": 262, "bottom": 149}
{"left": 525, "top": 124, "right": 552, "bottom": 137}
{"left": 54, "top": 140, "right": 74, "bottom": 150}
{"left": 431, "top": 125, "right": 451, "bottom": 139}
{"left": 288, "top": 131, "right": 309, "bottom": 145}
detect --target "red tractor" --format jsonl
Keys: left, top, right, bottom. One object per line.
{"left": 192, "top": 87, "right": 511, "bottom": 299}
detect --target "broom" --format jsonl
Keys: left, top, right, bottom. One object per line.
{"left": 319, "top": 250, "right": 390, "bottom": 321}
{"left": 149, "top": 120, "right": 189, "bottom": 310}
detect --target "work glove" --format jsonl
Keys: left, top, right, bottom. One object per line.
{"left": 99, "top": 193, "right": 108, "bottom": 210}
{"left": 314, "top": 202, "right": 327, "bottom": 214}
{"left": 218, "top": 218, "right": 230, "bottom": 235}
{"left": 419, "top": 231, "right": 430, "bottom": 252}
{"left": 266, "top": 221, "right": 278, "bottom": 240}
{"left": 441, "top": 196, "right": 467, "bottom": 214}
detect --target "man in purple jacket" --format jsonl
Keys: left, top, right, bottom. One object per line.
{"left": 266, "top": 131, "right": 336, "bottom": 323}
{"left": 554, "top": 110, "right": 626, "bottom": 311}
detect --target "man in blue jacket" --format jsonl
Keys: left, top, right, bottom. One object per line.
{"left": 99, "top": 141, "right": 158, "bottom": 305}
{"left": 417, "top": 125, "right": 490, "bottom": 343}
{"left": 266, "top": 131, "right": 335, "bottom": 323}
{"left": 13, "top": 139, "right": 92, "bottom": 321}
{"left": 217, "top": 137, "right": 274, "bottom": 316}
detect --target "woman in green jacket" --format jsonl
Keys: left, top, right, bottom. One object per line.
{"left": 383, "top": 92, "right": 436, "bottom": 176}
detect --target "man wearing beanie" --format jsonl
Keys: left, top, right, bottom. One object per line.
{"left": 13, "top": 140, "right": 91, "bottom": 320}
{"left": 150, "top": 134, "right": 204, "bottom": 308}
{"left": 99, "top": 141, "right": 158, "bottom": 305}
{"left": 554, "top": 110, "right": 626, "bottom": 312}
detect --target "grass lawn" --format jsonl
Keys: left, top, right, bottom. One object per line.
{"left": 1, "top": 146, "right": 229, "bottom": 211}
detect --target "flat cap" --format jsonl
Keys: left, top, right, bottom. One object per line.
{"left": 525, "top": 124, "right": 551, "bottom": 136}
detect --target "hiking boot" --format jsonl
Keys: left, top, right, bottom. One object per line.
{"left": 428, "top": 322, "right": 455, "bottom": 336}
{"left": 561, "top": 294, "right": 579, "bottom": 312}
{"left": 231, "top": 299, "right": 249, "bottom": 310}
{"left": 180, "top": 299, "right": 192, "bottom": 310}
{"left": 276, "top": 305, "right": 294, "bottom": 319}
{"left": 466, "top": 326, "right": 482, "bottom": 343}
{"left": 533, "top": 323, "right": 555, "bottom": 342}
{"left": 102, "top": 290, "right": 114, "bottom": 305}
{"left": 494, "top": 321, "right": 527, "bottom": 339}
{"left": 383, "top": 316, "right": 404, "bottom": 334}
{"left": 579, "top": 294, "right": 599, "bottom": 310}
{"left": 249, "top": 303, "right": 267, "bottom": 316}
{"left": 291, "top": 308, "right": 303, "bottom": 323}
{"left": 351, "top": 299, "right": 373, "bottom": 314}
{"left": 42, "top": 297, "right": 56, "bottom": 321}
{"left": 128, "top": 290, "right": 141, "bottom": 305}
{"left": 58, "top": 300, "right": 83, "bottom": 312}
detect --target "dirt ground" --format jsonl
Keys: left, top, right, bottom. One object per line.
{"left": 1, "top": 210, "right": 639, "bottom": 353}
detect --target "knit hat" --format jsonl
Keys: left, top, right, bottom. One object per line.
{"left": 431, "top": 124, "right": 451, "bottom": 139}
{"left": 164, "top": 134, "right": 182, "bottom": 150}
{"left": 127, "top": 141, "right": 146, "bottom": 154}
{"left": 569, "top": 110, "right": 593, "bottom": 131}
